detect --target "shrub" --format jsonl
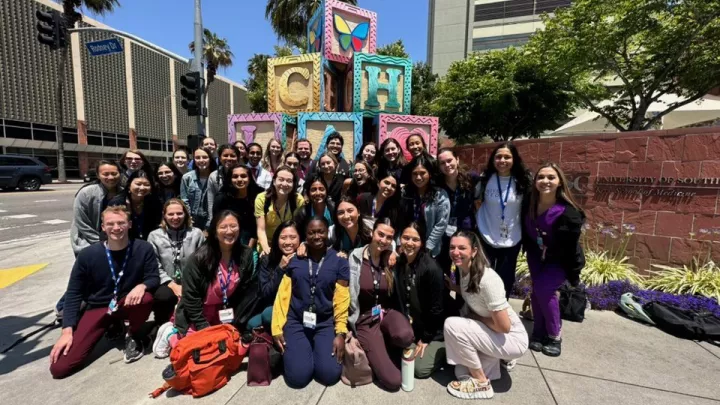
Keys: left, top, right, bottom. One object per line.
{"left": 582, "top": 251, "right": 645, "bottom": 287}
{"left": 516, "top": 251, "right": 529, "bottom": 279}
{"left": 646, "top": 259, "right": 720, "bottom": 303}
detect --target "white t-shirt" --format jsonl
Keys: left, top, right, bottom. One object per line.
{"left": 247, "top": 164, "right": 273, "bottom": 190}
{"left": 477, "top": 174, "right": 522, "bottom": 248}
{"left": 460, "top": 267, "right": 514, "bottom": 318}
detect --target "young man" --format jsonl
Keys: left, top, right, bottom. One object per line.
{"left": 49, "top": 205, "right": 160, "bottom": 379}
{"left": 247, "top": 142, "right": 273, "bottom": 189}
{"left": 294, "top": 139, "right": 313, "bottom": 182}
{"left": 309, "top": 132, "right": 350, "bottom": 178}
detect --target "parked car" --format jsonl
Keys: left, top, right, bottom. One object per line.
{"left": 83, "top": 169, "right": 97, "bottom": 183}
{"left": 0, "top": 154, "right": 54, "bottom": 191}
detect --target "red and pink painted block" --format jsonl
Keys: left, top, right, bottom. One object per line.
{"left": 227, "top": 113, "right": 297, "bottom": 150}
{"left": 377, "top": 114, "right": 439, "bottom": 160}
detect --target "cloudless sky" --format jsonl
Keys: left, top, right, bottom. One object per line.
{"left": 82, "top": 0, "right": 429, "bottom": 85}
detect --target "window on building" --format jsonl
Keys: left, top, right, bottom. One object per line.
{"left": 5, "top": 125, "right": 32, "bottom": 140}
{"left": 117, "top": 134, "right": 130, "bottom": 148}
{"left": 103, "top": 133, "right": 118, "bottom": 147}
{"left": 33, "top": 129, "right": 57, "bottom": 142}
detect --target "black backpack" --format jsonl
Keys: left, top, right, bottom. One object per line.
{"left": 643, "top": 301, "right": 720, "bottom": 341}
{"left": 559, "top": 283, "right": 587, "bottom": 323}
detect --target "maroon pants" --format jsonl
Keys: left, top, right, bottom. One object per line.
{"left": 50, "top": 292, "right": 153, "bottom": 379}
{"left": 355, "top": 309, "right": 414, "bottom": 391}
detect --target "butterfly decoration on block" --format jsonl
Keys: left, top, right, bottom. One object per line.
{"left": 333, "top": 13, "right": 369, "bottom": 52}
{"left": 309, "top": 18, "right": 322, "bottom": 52}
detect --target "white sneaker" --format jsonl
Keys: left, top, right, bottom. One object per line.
{"left": 152, "top": 322, "right": 176, "bottom": 359}
{"left": 447, "top": 377, "right": 494, "bottom": 399}
{"left": 502, "top": 359, "right": 517, "bottom": 371}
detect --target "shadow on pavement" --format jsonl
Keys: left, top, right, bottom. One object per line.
{"left": 0, "top": 310, "right": 57, "bottom": 375}
{"left": 430, "top": 364, "right": 514, "bottom": 393}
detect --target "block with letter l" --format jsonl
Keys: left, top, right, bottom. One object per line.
{"left": 344, "top": 53, "right": 412, "bottom": 117}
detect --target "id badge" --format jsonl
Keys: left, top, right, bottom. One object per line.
{"left": 446, "top": 217, "right": 458, "bottom": 236}
{"left": 107, "top": 298, "right": 118, "bottom": 314}
{"left": 303, "top": 311, "right": 317, "bottom": 329}
{"left": 371, "top": 304, "right": 382, "bottom": 321}
{"left": 219, "top": 308, "right": 234, "bottom": 324}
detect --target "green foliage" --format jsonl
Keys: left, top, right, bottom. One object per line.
{"left": 245, "top": 46, "right": 294, "bottom": 113}
{"left": 516, "top": 251, "right": 529, "bottom": 279}
{"left": 189, "top": 29, "right": 233, "bottom": 85}
{"left": 529, "top": 0, "right": 720, "bottom": 131}
{"left": 62, "top": 0, "right": 120, "bottom": 26}
{"left": 377, "top": 40, "right": 409, "bottom": 58}
{"left": 582, "top": 251, "right": 644, "bottom": 287}
{"left": 646, "top": 260, "right": 720, "bottom": 302}
{"left": 431, "top": 47, "right": 576, "bottom": 143}
{"left": 265, "top": 0, "right": 357, "bottom": 45}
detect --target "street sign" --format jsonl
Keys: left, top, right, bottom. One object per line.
{"left": 85, "top": 38, "right": 123, "bottom": 56}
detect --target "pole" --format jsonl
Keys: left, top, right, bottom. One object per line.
{"left": 55, "top": 45, "right": 67, "bottom": 182}
{"left": 193, "top": 0, "right": 205, "bottom": 137}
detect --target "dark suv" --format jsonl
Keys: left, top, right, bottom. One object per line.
{"left": 0, "top": 154, "right": 54, "bottom": 191}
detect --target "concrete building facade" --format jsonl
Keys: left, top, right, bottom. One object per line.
{"left": 0, "top": 0, "right": 249, "bottom": 178}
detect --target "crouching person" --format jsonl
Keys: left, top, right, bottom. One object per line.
{"left": 443, "top": 231, "right": 528, "bottom": 400}
{"left": 50, "top": 205, "right": 159, "bottom": 379}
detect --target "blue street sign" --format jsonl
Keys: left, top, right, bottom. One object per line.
{"left": 85, "top": 38, "right": 123, "bottom": 56}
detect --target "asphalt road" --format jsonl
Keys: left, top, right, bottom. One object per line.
{"left": 0, "top": 183, "right": 83, "bottom": 243}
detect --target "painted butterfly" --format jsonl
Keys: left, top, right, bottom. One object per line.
{"left": 333, "top": 13, "right": 369, "bottom": 52}
{"left": 308, "top": 18, "right": 322, "bottom": 52}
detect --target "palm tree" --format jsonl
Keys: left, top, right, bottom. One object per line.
{"left": 265, "top": 0, "right": 357, "bottom": 44}
{"left": 54, "top": 0, "right": 120, "bottom": 182}
{"left": 189, "top": 29, "right": 233, "bottom": 88}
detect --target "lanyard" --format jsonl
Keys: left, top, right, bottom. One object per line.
{"left": 371, "top": 197, "right": 377, "bottom": 218}
{"left": 451, "top": 186, "right": 461, "bottom": 217}
{"left": 308, "top": 257, "right": 325, "bottom": 313}
{"left": 496, "top": 175, "right": 513, "bottom": 222}
{"left": 368, "top": 251, "right": 384, "bottom": 306}
{"left": 404, "top": 267, "right": 416, "bottom": 315}
{"left": 105, "top": 241, "right": 133, "bottom": 308}
{"left": 217, "top": 260, "right": 234, "bottom": 308}
{"left": 413, "top": 196, "right": 424, "bottom": 220}
{"left": 133, "top": 211, "right": 145, "bottom": 239}
{"left": 170, "top": 240, "right": 183, "bottom": 279}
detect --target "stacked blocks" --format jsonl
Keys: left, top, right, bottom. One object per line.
{"left": 298, "top": 112, "right": 363, "bottom": 159}
{"left": 377, "top": 114, "right": 439, "bottom": 161}
{"left": 227, "top": 113, "right": 297, "bottom": 149}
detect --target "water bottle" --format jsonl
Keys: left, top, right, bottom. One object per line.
{"left": 401, "top": 347, "right": 415, "bottom": 392}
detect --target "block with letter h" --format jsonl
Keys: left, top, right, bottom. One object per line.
{"left": 227, "top": 113, "right": 297, "bottom": 149}
{"left": 344, "top": 53, "right": 412, "bottom": 117}
{"left": 307, "top": 0, "right": 377, "bottom": 66}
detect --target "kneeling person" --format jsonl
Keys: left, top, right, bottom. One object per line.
{"left": 50, "top": 205, "right": 160, "bottom": 379}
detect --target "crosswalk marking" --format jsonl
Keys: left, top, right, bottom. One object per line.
{"left": 34, "top": 199, "right": 58, "bottom": 203}
{"left": 0, "top": 210, "right": 6, "bottom": 213}
{"left": 1, "top": 214, "right": 37, "bottom": 219}
{"left": 43, "top": 219, "right": 69, "bottom": 225}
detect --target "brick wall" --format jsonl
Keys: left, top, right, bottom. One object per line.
{"left": 455, "top": 127, "right": 720, "bottom": 273}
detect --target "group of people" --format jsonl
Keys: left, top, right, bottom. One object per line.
{"left": 50, "top": 133, "right": 585, "bottom": 400}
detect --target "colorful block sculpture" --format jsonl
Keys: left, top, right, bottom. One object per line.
{"left": 267, "top": 53, "right": 345, "bottom": 114}
{"left": 307, "top": 0, "right": 378, "bottom": 66}
{"left": 344, "top": 53, "right": 412, "bottom": 117}
{"left": 227, "top": 113, "right": 297, "bottom": 149}
{"left": 297, "top": 112, "right": 363, "bottom": 160}
{"left": 377, "top": 114, "right": 439, "bottom": 160}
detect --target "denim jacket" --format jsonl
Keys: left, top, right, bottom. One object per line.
{"left": 402, "top": 187, "right": 450, "bottom": 258}
{"left": 180, "top": 171, "right": 211, "bottom": 229}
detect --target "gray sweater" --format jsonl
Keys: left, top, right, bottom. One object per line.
{"left": 70, "top": 183, "right": 121, "bottom": 256}
{"left": 206, "top": 170, "right": 223, "bottom": 222}
{"left": 347, "top": 247, "right": 365, "bottom": 331}
{"left": 147, "top": 227, "right": 205, "bottom": 284}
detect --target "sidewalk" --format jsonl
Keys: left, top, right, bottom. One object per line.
{"left": 0, "top": 234, "right": 719, "bottom": 405}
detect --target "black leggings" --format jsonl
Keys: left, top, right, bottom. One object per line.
{"left": 480, "top": 239, "right": 522, "bottom": 299}
{"left": 152, "top": 283, "right": 178, "bottom": 325}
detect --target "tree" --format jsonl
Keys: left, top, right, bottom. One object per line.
{"left": 377, "top": 40, "right": 438, "bottom": 117}
{"left": 189, "top": 29, "right": 233, "bottom": 87}
{"left": 244, "top": 46, "right": 293, "bottom": 113}
{"left": 376, "top": 39, "right": 409, "bottom": 58}
{"left": 431, "top": 48, "right": 576, "bottom": 143}
{"left": 529, "top": 0, "right": 720, "bottom": 132}
{"left": 53, "top": 1, "right": 120, "bottom": 182}
{"left": 265, "top": 0, "right": 357, "bottom": 45}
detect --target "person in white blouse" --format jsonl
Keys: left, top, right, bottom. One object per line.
{"left": 247, "top": 142, "right": 273, "bottom": 190}
{"left": 443, "top": 231, "right": 528, "bottom": 400}
{"left": 475, "top": 143, "right": 532, "bottom": 299}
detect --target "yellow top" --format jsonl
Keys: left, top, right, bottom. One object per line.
{"left": 254, "top": 192, "right": 305, "bottom": 252}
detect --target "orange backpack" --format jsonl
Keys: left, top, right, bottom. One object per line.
{"left": 150, "top": 324, "right": 248, "bottom": 398}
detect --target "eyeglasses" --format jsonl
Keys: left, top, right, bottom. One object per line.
{"left": 125, "top": 158, "right": 142, "bottom": 162}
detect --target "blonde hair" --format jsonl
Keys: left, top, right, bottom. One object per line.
{"left": 101, "top": 205, "right": 130, "bottom": 222}
{"left": 529, "top": 162, "right": 583, "bottom": 219}
{"left": 160, "top": 198, "right": 194, "bottom": 230}
{"left": 262, "top": 138, "right": 284, "bottom": 172}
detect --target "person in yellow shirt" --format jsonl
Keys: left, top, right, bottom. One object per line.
{"left": 255, "top": 166, "right": 305, "bottom": 254}
{"left": 271, "top": 216, "right": 350, "bottom": 388}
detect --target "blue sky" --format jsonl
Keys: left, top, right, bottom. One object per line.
{"left": 82, "top": 0, "right": 429, "bottom": 85}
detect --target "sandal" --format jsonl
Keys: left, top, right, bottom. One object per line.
{"left": 447, "top": 377, "right": 494, "bottom": 399}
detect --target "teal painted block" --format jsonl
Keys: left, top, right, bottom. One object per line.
{"left": 343, "top": 53, "right": 412, "bottom": 117}
{"left": 297, "top": 112, "right": 363, "bottom": 160}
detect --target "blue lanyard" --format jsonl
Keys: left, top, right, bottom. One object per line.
{"left": 308, "top": 257, "right": 325, "bottom": 312}
{"left": 217, "top": 260, "right": 234, "bottom": 308}
{"left": 105, "top": 242, "right": 133, "bottom": 307}
{"left": 496, "top": 175, "right": 513, "bottom": 222}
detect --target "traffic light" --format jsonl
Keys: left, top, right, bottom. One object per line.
{"left": 36, "top": 9, "right": 66, "bottom": 50}
{"left": 180, "top": 72, "right": 204, "bottom": 117}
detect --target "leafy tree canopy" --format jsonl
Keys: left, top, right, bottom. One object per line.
{"left": 245, "top": 46, "right": 293, "bottom": 113}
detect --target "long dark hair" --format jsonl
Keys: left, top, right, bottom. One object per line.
{"left": 192, "top": 147, "right": 218, "bottom": 175}
{"left": 355, "top": 141, "right": 378, "bottom": 165}
{"left": 234, "top": 140, "right": 248, "bottom": 164}
{"left": 528, "top": 162, "right": 584, "bottom": 219}
{"left": 217, "top": 144, "right": 240, "bottom": 166}
{"left": 77, "top": 159, "right": 122, "bottom": 196}
{"left": 437, "top": 147, "right": 472, "bottom": 191}
{"left": 332, "top": 196, "right": 371, "bottom": 252}
{"left": 403, "top": 154, "right": 440, "bottom": 202}
{"left": 220, "top": 164, "right": 263, "bottom": 200}
{"left": 121, "top": 169, "right": 157, "bottom": 204}
{"left": 450, "top": 230, "right": 489, "bottom": 294}
{"left": 377, "top": 138, "right": 407, "bottom": 174}
{"left": 396, "top": 220, "right": 428, "bottom": 272}
{"left": 479, "top": 142, "right": 531, "bottom": 197}
{"left": 370, "top": 216, "right": 396, "bottom": 293}
{"left": 268, "top": 220, "right": 300, "bottom": 269}
{"left": 302, "top": 173, "right": 329, "bottom": 203}
{"left": 121, "top": 149, "right": 153, "bottom": 173}
{"left": 265, "top": 165, "right": 299, "bottom": 213}
{"left": 346, "top": 160, "right": 378, "bottom": 198}
{"left": 193, "top": 210, "right": 246, "bottom": 279}
{"left": 155, "top": 161, "right": 182, "bottom": 196}
{"left": 372, "top": 171, "right": 402, "bottom": 224}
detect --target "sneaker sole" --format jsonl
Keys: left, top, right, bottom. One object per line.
{"left": 152, "top": 323, "right": 174, "bottom": 358}
{"left": 124, "top": 351, "right": 144, "bottom": 364}
{"left": 447, "top": 385, "right": 494, "bottom": 400}
{"left": 542, "top": 350, "right": 561, "bottom": 357}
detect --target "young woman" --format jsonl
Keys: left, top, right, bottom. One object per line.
{"left": 148, "top": 199, "right": 205, "bottom": 355}
{"left": 284, "top": 152, "right": 304, "bottom": 193}
{"left": 444, "top": 231, "right": 528, "bottom": 400}
{"left": 394, "top": 221, "right": 447, "bottom": 379}
{"left": 207, "top": 144, "right": 240, "bottom": 220}
{"left": 120, "top": 149, "right": 153, "bottom": 188}
{"left": 247, "top": 221, "right": 301, "bottom": 331}
{"left": 342, "top": 161, "right": 377, "bottom": 200}
{"left": 523, "top": 163, "right": 585, "bottom": 357}
{"left": 108, "top": 169, "right": 163, "bottom": 241}
{"left": 180, "top": 147, "right": 217, "bottom": 231}
{"left": 213, "top": 164, "right": 264, "bottom": 248}
{"left": 377, "top": 138, "right": 406, "bottom": 181}
{"left": 171, "top": 210, "right": 258, "bottom": 340}
{"left": 271, "top": 216, "right": 350, "bottom": 388}
{"left": 436, "top": 148, "right": 478, "bottom": 271}
{"left": 234, "top": 140, "right": 248, "bottom": 164}
{"left": 262, "top": 138, "right": 284, "bottom": 175}
{"left": 173, "top": 148, "right": 190, "bottom": 175}
{"left": 402, "top": 155, "right": 450, "bottom": 258}
{"left": 406, "top": 132, "right": 429, "bottom": 160}
{"left": 317, "top": 152, "right": 345, "bottom": 205}
{"left": 355, "top": 141, "right": 378, "bottom": 169}
{"left": 475, "top": 143, "right": 531, "bottom": 299}
{"left": 294, "top": 174, "right": 335, "bottom": 238}
{"left": 357, "top": 172, "right": 402, "bottom": 230}
{"left": 347, "top": 218, "right": 414, "bottom": 391}
{"left": 331, "top": 196, "right": 371, "bottom": 256}
{"left": 317, "top": 132, "right": 350, "bottom": 177}
{"left": 156, "top": 162, "right": 182, "bottom": 205}
{"left": 70, "top": 160, "right": 124, "bottom": 256}
{"left": 255, "top": 166, "right": 305, "bottom": 254}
